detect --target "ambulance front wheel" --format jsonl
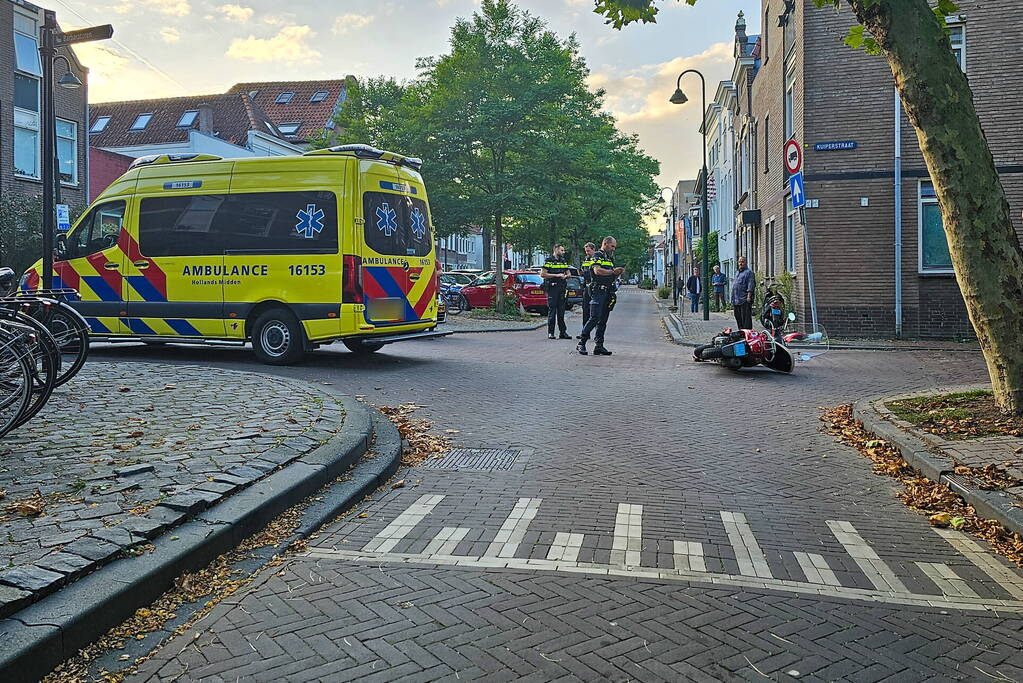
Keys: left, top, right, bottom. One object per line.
{"left": 343, "top": 339, "right": 385, "bottom": 355}
{"left": 251, "top": 308, "right": 306, "bottom": 365}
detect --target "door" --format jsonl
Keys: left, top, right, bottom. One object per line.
{"left": 56, "top": 200, "right": 129, "bottom": 334}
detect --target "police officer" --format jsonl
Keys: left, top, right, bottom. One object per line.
{"left": 579, "top": 242, "right": 596, "bottom": 329}
{"left": 541, "top": 244, "right": 572, "bottom": 339}
{"left": 577, "top": 236, "right": 624, "bottom": 356}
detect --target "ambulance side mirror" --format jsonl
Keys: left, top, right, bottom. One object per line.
{"left": 55, "top": 234, "right": 67, "bottom": 260}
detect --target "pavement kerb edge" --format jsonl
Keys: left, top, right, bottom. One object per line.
{"left": 0, "top": 391, "right": 386, "bottom": 683}
{"left": 449, "top": 321, "right": 546, "bottom": 334}
{"left": 852, "top": 390, "right": 1023, "bottom": 540}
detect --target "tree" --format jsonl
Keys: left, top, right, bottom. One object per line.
{"left": 594, "top": 0, "right": 1023, "bottom": 415}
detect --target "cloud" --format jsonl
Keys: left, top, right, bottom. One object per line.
{"left": 159, "top": 27, "right": 180, "bottom": 43}
{"left": 589, "top": 42, "right": 735, "bottom": 189}
{"left": 218, "top": 4, "right": 254, "bottom": 22}
{"left": 110, "top": 0, "right": 191, "bottom": 16}
{"left": 332, "top": 13, "right": 374, "bottom": 35}
{"left": 226, "top": 25, "right": 320, "bottom": 63}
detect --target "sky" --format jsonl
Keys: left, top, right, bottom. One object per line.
{"left": 41, "top": 0, "right": 759, "bottom": 194}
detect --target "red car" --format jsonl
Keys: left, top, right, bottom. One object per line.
{"left": 458, "top": 271, "right": 549, "bottom": 313}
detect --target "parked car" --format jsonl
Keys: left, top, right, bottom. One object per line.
{"left": 439, "top": 272, "right": 476, "bottom": 296}
{"left": 565, "top": 274, "right": 584, "bottom": 310}
{"left": 458, "top": 271, "right": 549, "bottom": 313}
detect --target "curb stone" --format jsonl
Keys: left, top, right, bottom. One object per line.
{"left": 852, "top": 392, "right": 1023, "bottom": 539}
{"left": 0, "top": 396, "right": 395, "bottom": 683}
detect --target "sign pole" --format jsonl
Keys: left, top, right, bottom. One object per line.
{"left": 39, "top": 11, "right": 57, "bottom": 290}
{"left": 800, "top": 206, "right": 818, "bottom": 330}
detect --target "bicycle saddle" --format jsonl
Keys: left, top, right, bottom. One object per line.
{"left": 0, "top": 268, "right": 16, "bottom": 296}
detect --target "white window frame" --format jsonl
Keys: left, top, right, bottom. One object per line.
{"left": 918, "top": 180, "right": 954, "bottom": 274}
{"left": 130, "top": 113, "right": 153, "bottom": 131}
{"left": 13, "top": 11, "right": 42, "bottom": 77}
{"left": 784, "top": 64, "right": 796, "bottom": 141}
{"left": 91, "top": 116, "right": 111, "bottom": 133}
{"left": 176, "top": 110, "right": 198, "bottom": 128}
{"left": 278, "top": 122, "right": 302, "bottom": 135}
{"left": 310, "top": 91, "right": 329, "bottom": 103}
{"left": 785, "top": 196, "right": 797, "bottom": 273}
{"left": 56, "top": 118, "right": 78, "bottom": 186}
{"left": 14, "top": 107, "right": 40, "bottom": 180}
{"left": 948, "top": 23, "right": 966, "bottom": 72}
{"left": 275, "top": 92, "right": 294, "bottom": 104}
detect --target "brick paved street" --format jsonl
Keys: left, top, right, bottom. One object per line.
{"left": 101, "top": 288, "right": 1023, "bottom": 681}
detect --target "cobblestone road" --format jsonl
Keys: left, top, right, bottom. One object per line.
{"left": 0, "top": 363, "right": 341, "bottom": 608}
{"left": 103, "top": 289, "right": 1023, "bottom": 681}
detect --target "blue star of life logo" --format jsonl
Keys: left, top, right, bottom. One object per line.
{"left": 409, "top": 206, "right": 427, "bottom": 239}
{"left": 376, "top": 202, "right": 399, "bottom": 237}
{"left": 295, "top": 203, "right": 325, "bottom": 239}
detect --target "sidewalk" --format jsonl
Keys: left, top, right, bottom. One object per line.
{"left": 445, "top": 307, "right": 581, "bottom": 333}
{"left": 855, "top": 385, "right": 1023, "bottom": 538}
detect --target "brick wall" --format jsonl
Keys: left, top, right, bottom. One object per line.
{"left": 89, "top": 147, "right": 132, "bottom": 202}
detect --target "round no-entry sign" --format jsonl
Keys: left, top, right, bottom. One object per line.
{"left": 784, "top": 139, "right": 802, "bottom": 174}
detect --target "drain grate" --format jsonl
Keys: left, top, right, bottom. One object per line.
{"left": 420, "top": 447, "right": 531, "bottom": 472}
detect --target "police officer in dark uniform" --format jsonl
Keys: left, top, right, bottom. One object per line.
{"left": 577, "top": 236, "right": 624, "bottom": 356}
{"left": 579, "top": 242, "right": 596, "bottom": 329}
{"left": 541, "top": 244, "right": 572, "bottom": 339}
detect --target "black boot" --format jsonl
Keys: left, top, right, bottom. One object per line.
{"left": 593, "top": 346, "right": 612, "bottom": 356}
{"left": 576, "top": 341, "right": 588, "bottom": 355}
{"left": 558, "top": 332, "right": 572, "bottom": 339}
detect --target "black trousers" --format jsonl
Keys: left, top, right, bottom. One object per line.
{"left": 547, "top": 287, "right": 567, "bottom": 335}
{"left": 579, "top": 291, "right": 611, "bottom": 345}
{"left": 581, "top": 286, "right": 592, "bottom": 326}
{"left": 733, "top": 301, "right": 753, "bottom": 330}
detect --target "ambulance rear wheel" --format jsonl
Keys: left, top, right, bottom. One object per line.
{"left": 252, "top": 309, "right": 305, "bottom": 365}
{"left": 343, "top": 339, "right": 385, "bottom": 355}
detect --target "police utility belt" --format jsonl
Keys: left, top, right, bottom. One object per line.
{"left": 589, "top": 281, "right": 613, "bottom": 295}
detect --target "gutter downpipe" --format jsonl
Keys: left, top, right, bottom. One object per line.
{"left": 894, "top": 89, "right": 903, "bottom": 337}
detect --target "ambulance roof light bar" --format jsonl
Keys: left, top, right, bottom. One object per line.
{"left": 129, "top": 153, "right": 224, "bottom": 169}
{"left": 305, "top": 144, "right": 422, "bottom": 171}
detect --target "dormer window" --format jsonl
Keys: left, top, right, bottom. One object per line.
{"left": 310, "top": 91, "right": 329, "bottom": 103}
{"left": 277, "top": 122, "right": 301, "bottom": 135}
{"left": 130, "top": 113, "right": 153, "bottom": 130}
{"left": 275, "top": 92, "right": 294, "bottom": 104}
{"left": 177, "top": 110, "right": 198, "bottom": 127}
{"left": 90, "top": 116, "right": 111, "bottom": 133}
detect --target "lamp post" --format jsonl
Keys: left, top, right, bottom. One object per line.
{"left": 670, "top": 69, "right": 710, "bottom": 321}
{"left": 660, "top": 186, "right": 677, "bottom": 308}
{"left": 38, "top": 11, "right": 111, "bottom": 289}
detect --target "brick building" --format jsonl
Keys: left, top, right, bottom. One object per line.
{"left": 1, "top": 0, "right": 88, "bottom": 206}
{"left": 720, "top": 1, "right": 1023, "bottom": 338}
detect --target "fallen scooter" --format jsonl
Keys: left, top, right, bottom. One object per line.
{"left": 693, "top": 327, "right": 795, "bottom": 373}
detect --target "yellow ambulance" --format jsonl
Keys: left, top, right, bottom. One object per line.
{"left": 22, "top": 145, "right": 447, "bottom": 365}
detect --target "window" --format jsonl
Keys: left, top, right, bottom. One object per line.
{"left": 139, "top": 191, "right": 338, "bottom": 257}
{"left": 949, "top": 24, "right": 965, "bottom": 71}
{"left": 784, "top": 64, "right": 795, "bottom": 141}
{"left": 65, "top": 201, "right": 126, "bottom": 259}
{"left": 474, "top": 272, "right": 495, "bottom": 286}
{"left": 14, "top": 73, "right": 39, "bottom": 111}
{"left": 277, "top": 122, "right": 302, "bottom": 135}
{"left": 785, "top": 196, "right": 797, "bottom": 272}
{"left": 91, "top": 116, "right": 111, "bottom": 133}
{"left": 515, "top": 273, "right": 543, "bottom": 285}
{"left": 130, "top": 113, "right": 153, "bottom": 130}
{"left": 919, "top": 181, "right": 952, "bottom": 273}
{"left": 763, "top": 115, "right": 770, "bottom": 173}
{"left": 275, "top": 92, "right": 294, "bottom": 104}
{"left": 176, "top": 111, "right": 198, "bottom": 128}
{"left": 14, "top": 108, "right": 39, "bottom": 178}
{"left": 362, "top": 191, "right": 433, "bottom": 257}
{"left": 766, "top": 221, "right": 775, "bottom": 278}
{"left": 740, "top": 133, "right": 750, "bottom": 194}
{"left": 56, "top": 119, "right": 77, "bottom": 184}
{"left": 14, "top": 13, "right": 42, "bottom": 76}
{"left": 310, "top": 91, "right": 329, "bottom": 102}
{"left": 783, "top": 8, "right": 796, "bottom": 55}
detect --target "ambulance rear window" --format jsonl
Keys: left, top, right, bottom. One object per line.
{"left": 139, "top": 191, "right": 338, "bottom": 256}
{"left": 363, "top": 191, "right": 432, "bottom": 258}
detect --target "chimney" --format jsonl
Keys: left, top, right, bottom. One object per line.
{"left": 197, "top": 104, "right": 214, "bottom": 135}
{"left": 734, "top": 11, "right": 747, "bottom": 57}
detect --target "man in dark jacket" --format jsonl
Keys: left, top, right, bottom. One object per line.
{"left": 685, "top": 267, "right": 701, "bottom": 314}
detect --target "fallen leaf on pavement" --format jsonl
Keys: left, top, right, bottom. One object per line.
{"left": 118, "top": 386, "right": 130, "bottom": 392}
{"left": 358, "top": 513, "right": 368, "bottom": 518}
{"left": 392, "top": 480, "right": 406, "bottom": 489}
{"left": 444, "top": 429, "right": 460, "bottom": 434}
{"left": 929, "top": 512, "right": 952, "bottom": 527}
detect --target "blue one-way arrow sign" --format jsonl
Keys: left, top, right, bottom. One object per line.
{"left": 790, "top": 171, "right": 806, "bottom": 209}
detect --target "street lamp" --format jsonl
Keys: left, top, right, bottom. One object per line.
{"left": 670, "top": 69, "right": 710, "bottom": 321}
{"left": 660, "top": 186, "right": 677, "bottom": 308}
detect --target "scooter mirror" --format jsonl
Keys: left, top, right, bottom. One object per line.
{"left": 787, "top": 312, "right": 796, "bottom": 321}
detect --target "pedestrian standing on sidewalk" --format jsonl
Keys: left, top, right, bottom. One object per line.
{"left": 577, "top": 236, "right": 624, "bottom": 356}
{"left": 686, "top": 267, "right": 702, "bottom": 314}
{"left": 541, "top": 244, "right": 572, "bottom": 340}
{"left": 731, "top": 256, "right": 755, "bottom": 329}
{"left": 580, "top": 242, "right": 596, "bottom": 329}
{"left": 711, "top": 265, "right": 727, "bottom": 312}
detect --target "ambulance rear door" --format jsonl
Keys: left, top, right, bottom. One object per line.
{"left": 359, "top": 161, "right": 413, "bottom": 326}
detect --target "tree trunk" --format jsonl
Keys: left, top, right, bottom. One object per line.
{"left": 482, "top": 227, "right": 492, "bottom": 271}
{"left": 850, "top": 0, "right": 1023, "bottom": 415}
{"left": 494, "top": 213, "right": 504, "bottom": 311}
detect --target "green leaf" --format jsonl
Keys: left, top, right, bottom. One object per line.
{"left": 844, "top": 25, "right": 865, "bottom": 50}
{"left": 950, "top": 516, "right": 967, "bottom": 530}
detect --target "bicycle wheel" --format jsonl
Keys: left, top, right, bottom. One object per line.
{"left": 446, "top": 293, "right": 464, "bottom": 315}
{"left": 35, "top": 303, "right": 89, "bottom": 386}
{"left": 0, "top": 329, "right": 35, "bottom": 438}
{"left": 5, "top": 315, "right": 59, "bottom": 428}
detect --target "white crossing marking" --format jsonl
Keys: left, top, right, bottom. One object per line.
{"left": 484, "top": 498, "right": 542, "bottom": 558}
{"left": 423, "top": 527, "right": 470, "bottom": 556}
{"left": 362, "top": 494, "right": 444, "bottom": 554}
{"left": 611, "top": 503, "right": 643, "bottom": 566}
{"left": 720, "top": 511, "right": 772, "bottom": 578}
{"left": 827, "top": 520, "right": 908, "bottom": 593}
{"left": 547, "top": 532, "right": 584, "bottom": 562}
{"left": 916, "top": 562, "right": 980, "bottom": 598}
{"left": 794, "top": 552, "right": 842, "bottom": 586}
{"left": 934, "top": 528, "right": 1023, "bottom": 600}
{"left": 673, "top": 540, "right": 706, "bottom": 572}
